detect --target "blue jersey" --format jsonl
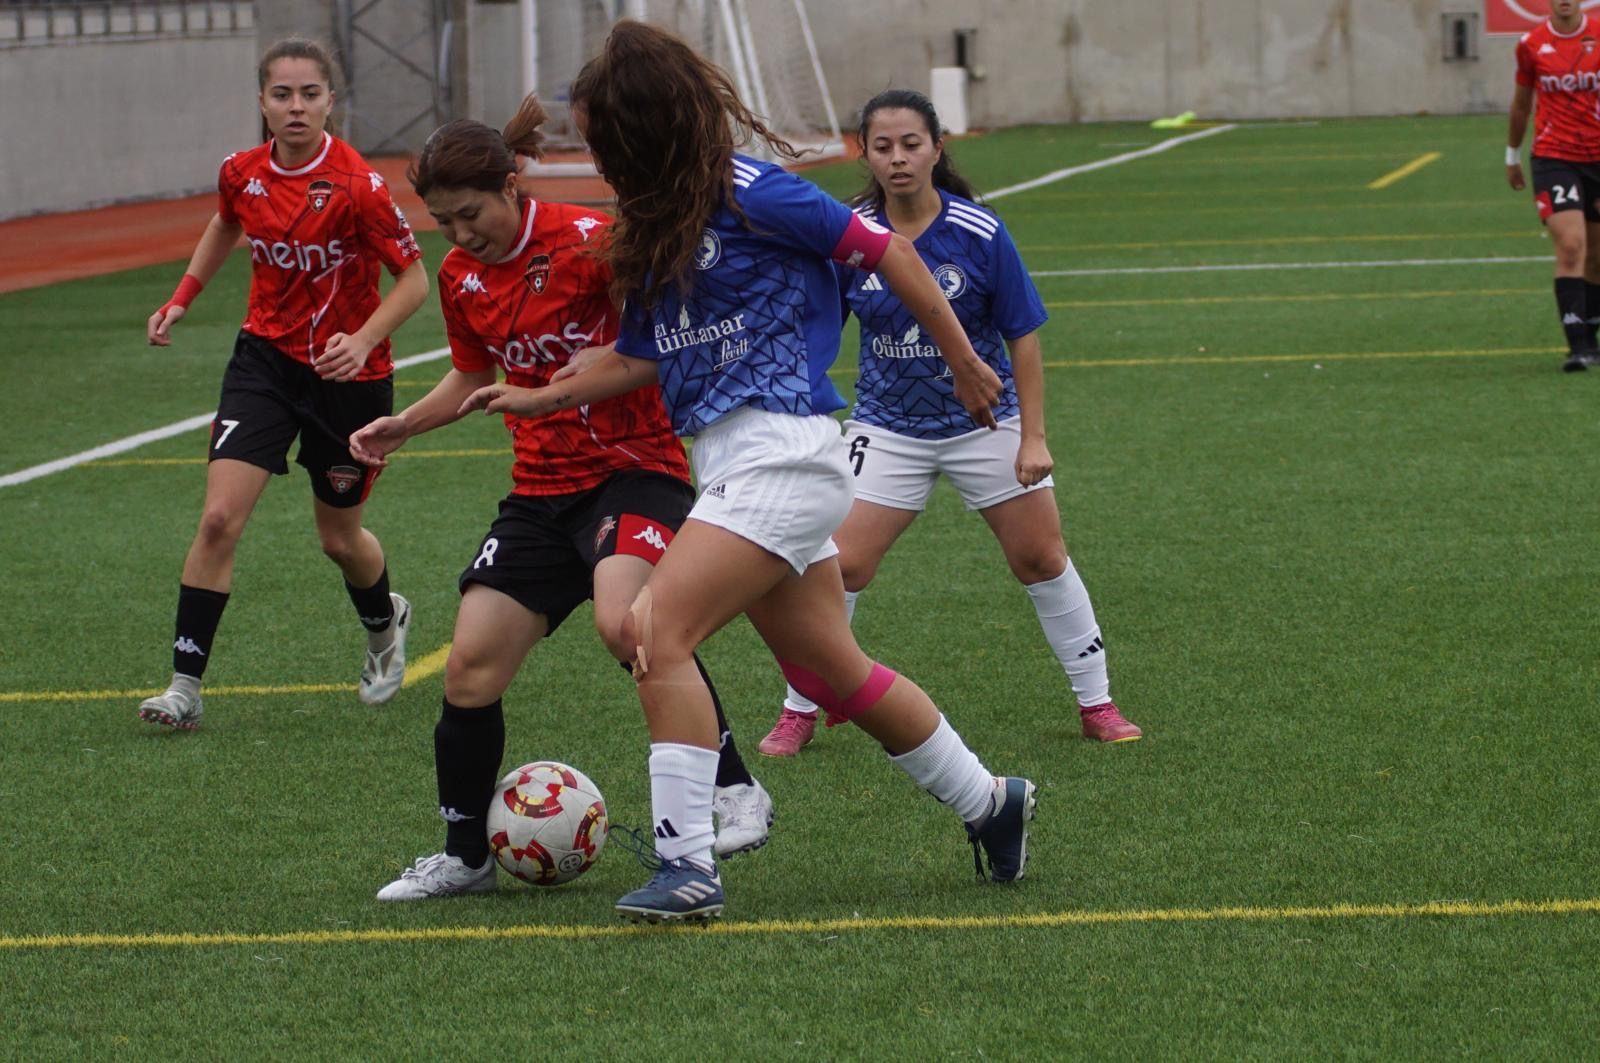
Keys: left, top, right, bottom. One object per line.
{"left": 844, "top": 190, "right": 1047, "bottom": 440}
{"left": 616, "top": 155, "right": 868, "bottom": 436}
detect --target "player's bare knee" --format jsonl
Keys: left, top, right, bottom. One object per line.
{"left": 1011, "top": 549, "right": 1068, "bottom": 586}
{"left": 194, "top": 507, "right": 244, "bottom": 550}
{"left": 593, "top": 609, "right": 631, "bottom": 664}
{"left": 840, "top": 563, "right": 876, "bottom": 594}
{"left": 622, "top": 586, "right": 655, "bottom": 679}
{"left": 318, "top": 533, "right": 358, "bottom": 567}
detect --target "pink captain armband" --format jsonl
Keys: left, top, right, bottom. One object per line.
{"left": 160, "top": 273, "right": 204, "bottom": 315}
{"left": 830, "top": 214, "right": 893, "bottom": 272}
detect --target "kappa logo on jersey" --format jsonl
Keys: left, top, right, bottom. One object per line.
{"left": 326, "top": 465, "right": 361, "bottom": 494}
{"left": 1540, "top": 42, "right": 1558, "bottom": 54}
{"left": 934, "top": 264, "right": 968, "bottom": 299}
{"left": 573, "top": 216, "right": 601, "bottom": 242}
{"left": 306, "top": 179, "right": 334, "bottom": 213}
{"left": 244, "top": 178, "right": 268, "bottom": 197}
{"left": 173, "top": 637, "right": 207, "bottom": 657}
{"left": 460, "top": 273, "right": 487, "bottom": 295}
{"left": 860, "top": 273, "right": 884, "bottom": 292}
{"left": 525, "top": 254, "right": 551, "bottom": 295}
{"left": 694, "top": 229, "right": 722, "bottom": 270}
{"left": 392, "top": 203, "right": 412, "bottom": 231}
{"left": 368, "top": 171, "right": 385, "bottom": 191}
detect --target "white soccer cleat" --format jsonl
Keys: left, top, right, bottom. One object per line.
{"left": 375, "top": 851, "right": 497, "bottom": 901}
{"left": 713, "top": 780, "right": 774, "bottom": 857}
{"left": 359, "top": 593, "right": 410, "bottom": 706}
{"left": 137, "top": 675, "right": 204, "bottom": 731}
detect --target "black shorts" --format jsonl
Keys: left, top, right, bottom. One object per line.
{"left": 1531, "top": 156, "right": 1600, "bottom": 223}
{"left": 209, "top": 330, "right": 393, "bottom": 508}
{"left": 459, "top": 469, "right": 695, "bottom": 633}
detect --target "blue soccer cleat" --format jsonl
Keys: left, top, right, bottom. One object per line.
{"left": 615, "top": 856, "right": 724, "bottom": 924}
{"left": 966, "top": 777, "right": 1038, "bottom": 883}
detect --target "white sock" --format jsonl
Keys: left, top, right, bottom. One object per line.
{"left": 1025, "top": 561, "right": 1111, "bottom": 708}
{"left": 888, "top": 714, "right": 994, "bottom": 824}
{"left": 648, "top": 742, "right": 718, "bottom": 866}
{"left": 782, "top": 589, "right": 860, "bottom": 715}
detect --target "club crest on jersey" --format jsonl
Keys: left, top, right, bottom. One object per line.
{"left": 525, "top": 254, "right": 552, "bottom": 295}
{"left": 307, "top": 180, "right": 334, "bottom": 213}
{"left": 694, "top": 229, "right": 721, "bottom": 270}
{"left": 326, "top": 465, "right": 361, "bottom": 494}
{"left": 934, "top": 263, "right": 967, "bottom": 299}
{"left": 1586, "top": 36, "right": 1597, "bottom": 53}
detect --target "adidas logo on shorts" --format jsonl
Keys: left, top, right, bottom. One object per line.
{"left": 706, "top": 483, "right": 727, "bottom": 499}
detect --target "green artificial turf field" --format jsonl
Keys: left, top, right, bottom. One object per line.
{"left": 2, "top": 114, "right": 1596, "bottom": 1058}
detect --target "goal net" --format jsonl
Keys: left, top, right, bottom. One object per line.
{"left": 523, "top": 0, "right": 843, "bottom": 172}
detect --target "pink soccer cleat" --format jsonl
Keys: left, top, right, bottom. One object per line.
{"left": 757, "top": 707, "right": 817, "bottom": 757}
{"left": 1080, "top": 702, "right": 1143, "bottom": 743}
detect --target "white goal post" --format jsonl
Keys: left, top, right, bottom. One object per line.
{"left": 518, "top": 0, "right": 844, "bottom": 175}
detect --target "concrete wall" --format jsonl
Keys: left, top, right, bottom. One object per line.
{"left": 0, "top": 0, "right": 1529, "bottom": 219}
{"left": 799, "top": 0, "right": 1509, "bottom": 129}
{"left": 0, "top": 34, "right": 258, "bottom": 219}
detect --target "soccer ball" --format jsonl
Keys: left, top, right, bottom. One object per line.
{"left": 486, "top": 761, "right": 609, "bottom": 886}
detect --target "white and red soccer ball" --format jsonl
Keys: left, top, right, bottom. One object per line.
{"left": 487, "top": 761, "right": 608, "bottom": 886}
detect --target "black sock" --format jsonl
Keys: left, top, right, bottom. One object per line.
{"left": 696, "top": 654, "right": 755, "bottom": 788}
{"left": 1555, "top": 277, "right": 1593, "bottom": 354}
{"left": 172, "top": 584, "right": 229, "bottom": 679}
{"left": 435, "top": 698, "right": 505, "bottom": 867}
{"left": 346, "top": 567, "right": 393, "bottom": 633}
{"left": 1583, "top": 282, "right": 1600, "bottom": 344}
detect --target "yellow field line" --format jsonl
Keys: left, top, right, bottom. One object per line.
{"left": 402, "top": 642, "right": 450, "bottom": 687}
{"left": 1051, "top": 346, "right": 1552, "bottom": 369}
{"left": 1045, "top": 288, "right": 1539, "bottom": 310}
{"left": 4, "top": 896, "right": 1597, "bottom": 952}
{"left": 84, "top": 448, "right": 508, "bottom": 469}
{"left": 1022, "top": 230, "right": 1527, "bottom": 252}
{"left": 0, "top": 642, "right": 452, "bottom": 703}
{"left": 55, "top": 347, "right": 1550, "bottom": 482}
{"left": 1369, "top": 152, "right": 1443, "bottom": 190}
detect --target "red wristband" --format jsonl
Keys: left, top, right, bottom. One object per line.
{"left": 161, "top": 273, "right": 204, "bottom": 315}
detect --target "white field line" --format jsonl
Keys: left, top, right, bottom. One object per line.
{"left": 0, "top": 346, "right": 450, "bottom": 489}
{"left": 984, "top": 124, "right": 1237, "bottom": 201}
{"left": 0, "top": 122, "right": 1352, "bottom": 491}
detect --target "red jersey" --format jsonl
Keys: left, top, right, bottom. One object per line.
{"left": 217, "top": 133, "right": 422, "bottom": 379}
{"left": 438, "top": 200, "right": 690, "bottom": 496}
{"left": 1516, "top": 16, "right": 1600, "bottom": 162}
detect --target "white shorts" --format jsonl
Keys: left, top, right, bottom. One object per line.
{"left": 842, "top": 415, "right": 1054, "bottom": 512}
{"left": 688, "top": 407, "right": 851, "bottom": 574}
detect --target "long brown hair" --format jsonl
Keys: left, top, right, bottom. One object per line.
{"left": 569, "top": 19, "right": 797, "bottom": 309}
{"left": 851, "top": 89, "right": 978, "bottom": 212}
{"left": 408, "top": 94, "right": 549, "bottom": 199}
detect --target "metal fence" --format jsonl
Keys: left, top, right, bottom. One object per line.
{"left": 0, "top": 1, "right": 254, "bottom": 46}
